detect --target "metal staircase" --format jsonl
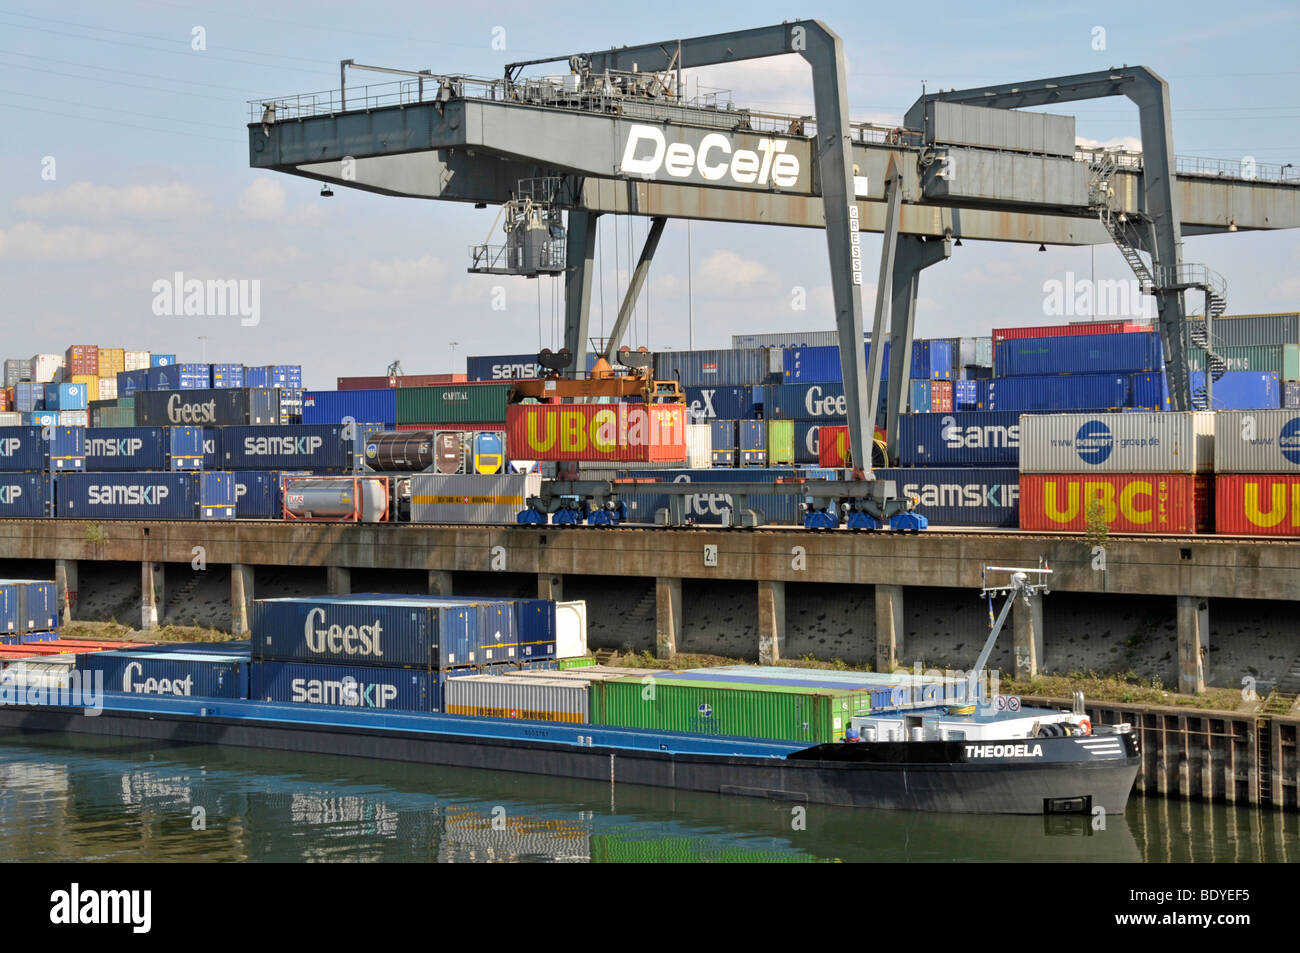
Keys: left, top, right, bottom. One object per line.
{"left": 1088, "top": 152, "right": 1229, "bottom": 410}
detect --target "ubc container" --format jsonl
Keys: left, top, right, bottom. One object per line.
{"left": 302, "top": 389, "right": 397, "bottom": 427}
{"left": 219, "top": 424, "right": 353, "bottom": 470}
{"left": 1215, "top": 474, "right": 1300, "bottom": 536}
{"left": 0, "top": 425, "right": 84, "bottom": 471}
{"left": 1018, "top": 473, "right": 1212, "bottom": 533}
{"left": 984, "top": 375, "right": 1130, "bottom": 412}
{"left": 505, "top": 404, "right": 686, "bottom": 463}
{"left": 77, "top": 651, "right": 249, "bottom": 699}
{"left": 1190, "top": 371, "right": 1280, "bottom": 410}
{"left": 396, "top": 384, "right": 510, "bottom": 426}
{"left": 1212, "top": 410, "right": 1300, "bottom": 473}
{"left": 1018, "top": 412, "right": 1215, "bottom": 474}
{"left": 589, "top": 677, "right": 871, "bottom": 744}
{"left": 877, "top": 467, "right": 1020, "bottom": 527}
{"left": 133, "top": 388, "right": 281, "bottom": 426}
{"left": 710, "top": 420, "right": 737, "bottom": 466}
{"left": 0, "top": 474, "right": 52, "bottom": 518}
{"left": 652, "top": 349, "right": 773, "bottom": 388}
{"left": 738, "top": 420, "right": 767, "bottom": 465}
{"left": 251, "top": 659, "right": 436, "bottom": 711}
{"left": 683, "top": 385, "right": 763, "bottom": 421}
{"left": 898, "top": 412, "right": 1022, "bottom": 467}
{"left": 445, "top": 675, "right": 587, "bottom": 722}
{"left": 56, "top": 471, "right": 235, "bottom": 520}
{"left": 994, "top": 332, "right": 1162, "bottom": 376}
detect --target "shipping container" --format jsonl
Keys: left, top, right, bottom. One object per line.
{"left": 408, "top": 472, "right": 542, "bottom": 523}
{"left": 116, "top": 369, "right": 150, "bottom": 397}
{"left": 56, "top": 471, "right": 236, "bottom": 520}
{"left": 710, "top": 420, "right": 736, "bottom": 467}
{"left": 683, "top": 385, "right": 763, "bottom": 421}
{"left": 898, "top": 412, "right": 1022, "bottom": 468}
{"left": 244, "top": 365, "right": 302, "bottom": 388}
{"left": 466, "top": 354, "right": 544, "bottom": 381}
{"left": 230, "top": 470, "right": 301, "bottom": 518}
{"left": 0, "top": 412, "right": 18, "bottom": 427}
{"left": 64, "top": 345, "right": 98, "bottom": 378}
{"left": 251, "top": 659, "right": 436, "bottom": 711}
{"left": 732, "top": 330, "right": 845, "bottom": 349}
{"left": 1186, "top": 344, "right": 1300, "bottom": 378}
{"left": 146, "top": 363, "right": 211, "bottom": 391}
{"left": 29, "top": 354, "right": 63, "bottom": 384}
{"left": 992, "top": 321, "right": 1151, "bottom": 340}
{"left": 686, "top": 423, "right": 712, "bottom": 468}
{"left": 505, "top": 403, "right": 686, "bottom": 463}
{"left": 819, "top": 424, "right": 850, "bottom": 467}
{"left": 1190, "top": 371, "right": 1280, "bottom": 410}
{"left": 877, "top": 467, "right": 1019, "bottom": 527}
{"left": 909, "top": 379, "right": 931, "bottom": 414}
{"left": 615, "top": 467, "right": 837, "bottom": 526}
{"left": 556, "top": 601, "right": 588, "bottom": 659}
{"left": 984, "top": 374, "right": 1130, "bottom": 412}
{"left": 1212, "top": 410, "right": 1300, "bottom": 473}
{"left": 96, "top": 348, "right": 125, "bottom": 377}
{"left": 1018, "top": 473, "right": 1212, "bottom": 533}
{"left": 766, "top": 419, "right": 794, "bottom": 466}
{"left": 76, "top": 650, "right": 248, "bottom": 699}
{"left": 133, "top": 388, "right": 281, "bottom": 427}
{"left": 1018, "top": 412, "right": 1214, "bottom": 474}
{"left": 210, "top": 364, "right": 245, "bottom": 388}
{"left": 652, "top": 349, "right": 773, "bottom": 388}
{"left": 0, "top": 579, "right": 58, "bottom": 634}
{"left": 1286, "top": 382, "right": 1300, "bottom": 410}
{"left": 150, "top": 354, "right": 176, "bottom": 367}
{"left": 930, "top": 379, "right": 954, "bottom": 413}
{"left": 1188, "top": 313, "right": 1300, "bottom": 349}
{"left": 97, "top": 377, "right": 118, "bottom": 401}
{"left": 588, "top": 676, "right": 871, "bottom": 744}
{"left": 123, "top": 350, "right": 151, "bottom": 371}
{"left": 14, "top": 381, "right": 43, "bottom": 413}
{"left": 57, "top": 411, "right": 89, "bottom": 428}
{"left": 0, "top": 474, "right": 51, "bottom": 517}
{"left": 83, "top": 426, "right": 203, "bottom": 471}
{"left": 0, "top": 426, "right": 84, "bottom": 471}
{"left": 954, "top": 380, "right": 982, "bottom": 410}
{"left": 738, "top": 420, "right": 767, "bottom": 465}
{"left": 26, "top": 411, "right": 57, "bottom": 427}
{"left": 764, "top": 382, "right": 848, "bottom": 421}
{"left": 301, "top": 389, "right": 397, "bottom": 427}
{"left": 1130, "top": 372, "right": 1170, "bottom": 411}
{"left": 1215, "top": 474, "right": 1300, "bottom": 536}
{"left": 994, "top": 332, "right": 1162, "bottom": 377}
{"left": 445, "top": 675, "right": 587, "bottom": 722}
{"left": 793, "top": 421, "right": 822, "bottom": 464}
{"left": 3, "top": 359, "right": 27, "bottom": 388}
{"left": 396, "top": 384, "right": 510, "bottom": 426}
{"left": 219, "top": 424, "right": 354, "bottom": 470}
{"left": 44, "top": 382, "right": 88, "bottom": 411}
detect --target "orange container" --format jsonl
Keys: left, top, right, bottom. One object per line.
{"left": 1019, "top": 473, "right": 1213, "bottom": 534}
{"left": 1215, "top": 474, "right": 1300, "bottom": 537}
{"left": 506, "top": 403, "right": 686, "bottom": 463}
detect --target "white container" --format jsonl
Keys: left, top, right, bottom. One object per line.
{"left": 408, "top": 472, "right": 541, "bottom": 524}
{"left": 1018, "top": 411, "right": 1214, "bottom": 474}
{"left": 124, "top": 350, "right": 151, "bottom": 371}
{"left": 686, "top": 423, "right": 712, "bottom": 469}
{"left": 556, "top": 601, "right": 588, "bottom": 659}
{"left": 57, "top": 411, "right": 89, "bottom": 427}
{"left": 29, "top": 354, "right": 63, "bottom": 384}
{"left": 1214, "top": 409, "right": 1300, "bottom": 473}
{"left": 444, "top": 674, "right": 588, "bottom": 723}
{"left": 0, "top": 412, "right": 22, "bottom": 426}
{"left": 97, "top": 377, "right": 118, "bottom": 401}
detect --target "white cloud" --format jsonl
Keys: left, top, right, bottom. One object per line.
{"left": 14, "top": 181, "right": 208, "bottom": 220}
{"left": 1076, "top": 135, "right": 1143, "bottom": 152}
{"left": 366, "top": 254, "right": 449, "bottom": 287}
{"left": 0, "top": 222, "right": 150, "bottom": 261}
{"left": 237, "top": 178, "right": 287, "bottom": 220}
{"left": 697, "top": 249, "right": 772, "bottom": 287}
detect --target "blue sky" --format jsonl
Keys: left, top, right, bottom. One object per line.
{"left": 1, "top": 0, "right": 1297, "bottom": 388}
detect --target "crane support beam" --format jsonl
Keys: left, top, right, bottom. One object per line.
{"left": 603, "top": 216, "right": 667, "bottom": 361}
{"left": 864, "top": 165, "right": 902, "bottom": 465}
{"left": 885, "top": 236, "right": 951, "bottom": 462}
{"left": 563, "top": 210, "right": 598, "bottom": 378}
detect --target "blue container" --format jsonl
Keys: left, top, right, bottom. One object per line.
{"left": 954, "top": 380, "right": 981, "bottom": 410}
{"left": 56, "top": 471, "right": 235, "bottom": 519}
{"left": 380, "top": 595, "right": 553, "bottom": 662}
{"left": 229, "top": 470, "right": 301, "bottom": 518}
{"left": 910, "top": 379, "right": 932, "bottom": 412}
{"left": 897, "top": 412, "right": 1023, "bottom": 467}
{"left": 0, "top": 579, "right": 58, "bottom": 634}
{"left": 133, "top": 388, "right": 281, "bottom": 426}
{"left": 116, "top": 369, "right": 151, "bottom": 397}
{"left": 878, "top": 467, "right": 1019, "bottom": 527}
{"left": 738, "top": 420, "right": 767, "bottom": 465}
{"left": 150, "top": 354, "right": 176, "bottom": 367}
{"left": 251, "top": 660, "right": 436, "bottom": 711}
{"left": 14, "top": 382, "right": 44, "bottom": 413}
{"left": 653, "top": 349, "right": 772, "bottom": 388}
{"left": 278, "top": 387, "right": 304, "bottom": 421}
{"left": 44, "top": 383, "right": 89, "bottom": 411}
{"left": 0, "top": 586, "right": 18, "bottom": 636}
{"left": 245, "top": 365, "right": 303, "bottom": 388}
{"left": 710, "top": 420, "right": 737, "bottom": 466}
{"left": 146, "top": 363, "right": 211, "bottom": 390}
{"left": 251, "top": 596, "right": 492, "bottom": 669}
{"left": 131, "top": 640, "right": 251, "bottom": 656}
{"left": 202, "top": 427, "right": 221, "bottom": 468}
{"left": 26, "top": 411, "right": 57, "bottom": 427}
{"left": 211, "top": 364, "right": 245, "bottom": 388}
{"left": 82, "top": 426, "right": 203, "bottom": 471}
{"left": 219, "top": 424, "right": 353, "bottom": 470}
{"left": 1131, "top": 372, "right": 1171, "bottom": 411}
{"left": 684, "top": 386, "right": 763, "bottom": 421}
{"left": 617, "top": 467, "right": 836, "bottom": 525}
{"left": 1190, "top": 371, "right": 1280, "bottom": 409}
{"left": 914, "top": 339, "right": 955, "bottom": 380}
{"left": 984, "top": 375, "right": 1130, "bottom": 412}
{"left": 20, "top": 631, "right": 59, "bottom": 643}
{"left": 762, "top": 383, "right": 848, "bottom": 421}
{"left": 994, "top": 332, "right": 1163, "bottom": 377}
{"left": 467, "top": 353, "right": 542, "bottom": 380}
{"left": 793, "top": 421, "right": 824, "bottom": 464}
{"left": 0, "top": 474, "right": 52, "bottom": 517}
{"left": 0, "top": 426, "right": 84, "bottom": 472}
{"left": 77, "top": 651, "right": 249, "bottom": 699}
{"left": 781, "top": 342, "right": 952, "bottom": 382}
{"left": 301, "top": 389, "right": 397, "bottom": 427}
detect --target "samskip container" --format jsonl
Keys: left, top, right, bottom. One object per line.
{"left": 408, "top": 472, "right": 542, "bottom": 523}
{"left": 878, "top": 467, "right": 1019, "bottom": 527}
{"left": 1215, "top": 474, "right": 1300, "bottom": 536}
{"left": 444, "top": 675, "right": 587, "bottom": 723}
{"left": 898, "top": 412, "right": 1022, "bottom": 467}
{"left": 1018, "top": 473, "right": 1212, "bottom": 533}
{"left": 0, "top": 426, "right": 84, "bottom": 471}
{"left": 1212, "top": 410, "right": 1300, "bottom": 473}
{"left": 82, "top": 426, "right": 203, "bottom": 471}
{"left": 219, "top": 424, "right": 353, "bottom": 470}
{"left": 251, "top": 660, "right": 437, "bottom": 711}
{"left": 76, "top": 651, "right": 249, "bottom": 699}
{"left": 505, "top": 404, "right": 686, "bottom": 463}
{"left": 0, "top": 474, "right": 51, "bottom": 518}
{"left": 56, "top": 471, "right": 235, "bottom": 520}
{"left": 1018, "top": 412, "right": 1215, "bottom": 474}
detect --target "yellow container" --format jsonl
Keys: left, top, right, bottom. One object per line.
{"left": 97, "top": 347, "right": 126, "bottom": 376}
{"left": 72, "top": 374, "right": 99, "bottom": 403}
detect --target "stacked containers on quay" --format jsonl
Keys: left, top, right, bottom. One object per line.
{"left": 56, "top": 472, "right": 236, "bottom": 520}
{"left": 1017, "top": 412, "right": 1214, "bottom": 533}
{"left": 0, "top": 426, "right": 85, "bottom": 471}
{"left": 0, "top": 474, "right": 53, "bottom": 518}
{"left": 1213, "top": 410, "right": 1300, "bottom": 536}
{"left": 219, "top": 425, "right": 356, "bottom": 471}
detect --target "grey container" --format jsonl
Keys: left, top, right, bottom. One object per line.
{"left": 905, "top": 100, "right": 1076, "bottom": 157}
{"left": 444, "top": 674, "right": 589, "bottom": 723}
{"left": 4, "top": 359, "right": 27, "bottom": 388}
{"left": 652, "top": 349, "right": 773, "bottom": 388}
{"left": 922, "top": 151, "right": 1087, "bottom": 207}
{"left": 408, "top": 472, "right": 541, "bottom": 523}
{"left": 1213, "top": 410, "right": 1300, "bottom": 473}
{"left": 1019, "top": 412, "right": 1215, "bottom": 474}
{"left": 732, "top": 331, "right": 843, "bottom": 349}
{"left": 1189, "top": 314, "right": 1300, "bottom": 349}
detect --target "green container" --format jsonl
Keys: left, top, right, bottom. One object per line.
{"left": 1186, "top": 344, "right": 1300, "bottom": 378}
{"left": 589, "top": 677, "right": 870, "bottom": 744}
{"left": 558, "top": 657, "right": 597, "bottom": 669}
{"left": 766, "top": 419, "right": 794, "bottom": 465}
{"left": 395, "top": 383, "right": 511, "bottom": 425}
{"left": 92, "top": 406, "right": 136, "bottom": 428}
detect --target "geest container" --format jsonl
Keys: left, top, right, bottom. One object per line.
{"left": 445, "top": 675, "right": 587, "bottom": 722}
{"left": 252, "top": 660, "right": 436, "bottom": 712}
{"left": 994, "top": 332, "right": 1162, "bottom": 377}
{"left": 220, "top": 424, "right": 353, "bottom": 470}
{"left": 683, "top": 385, "right": 762, "bottom": 421}
{"left": 0, "top": 474, "right": 51, "bottom": 517}
{"left": 302, "top": 389, "right": 397, "bottom": 427}
{"left": 898, "top": 412, "right": 1022, "bottom": 467}
{"left": 56, "top": 471, "right": 235, "bottom": 520}
{"left": 1213, "top": 410, "right": 1300, "bottom": 473}
{"left": 653, "top": 349, "right": 772, "bottom": 388}
{"left": 1018, "top": 473, "right": 1212, "bottom": 533}
{"left": 505, "top": 403, "right": 686, "bottom": 463}
{"left": 1215, "top": 474, "right": 1300, "bottom": 537}
{"left": 408, "top": 472, "right": 542, "bottom": 524}
{"left": 984, "top": 374, "right": 1130, "bottom": 412}
{"left": 83, "top": 426, "right": 203, "bottom": 471}
{"left": 1191, "top": 371, "right": 1280, "bottom": 410}
{"left": 133, "top": 388, "right": 281, "bottom": 426}
{"left": 589, "top": 677, "right": 870, "bottom": 744}
{"left": 877, "top": 467, "right": 1019, "bottom": 527}
{"left": 397, "top": 384, "right": 510, "bottom": 426}
{"left": 77, "top": 651, "right": 248, "bottom": 699}
{"left": 1018, "top": 412, "right": 1214, "bottom": 474}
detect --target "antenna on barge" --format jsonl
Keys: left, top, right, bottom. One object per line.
{"left": 968, "top": 560, "right": 1052, "bottom": 705}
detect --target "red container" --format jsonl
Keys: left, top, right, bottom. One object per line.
{"left": 930, "top": 380, "right": 953, "bottom": 413}
{"left": 1215, "top": 474, "right": 1300, "bottom": 537}
{"left": 338, "top": 374, "right": 468, "bottom": 390}
{"left": 992, "top": 321, "right": 1150, "bottom": 341}
{"left": 0, "top": 389, "right": 10, "bottom": 412}
{"left": 1019, "top": 473, "right": 1212, "bottom": 534}
{"left": 506, "top": 403, "right": 686, "bottom": 462}
{"left": 819, "top": 425, "right": 850, "bottom": 467}
{"left": 64, "top": 345, "right": 99, "bottom": 377}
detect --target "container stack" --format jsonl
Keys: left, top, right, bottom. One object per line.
{"left": 1213, "top": 410, "right": 1300, "bottom": 536}
{"left": 0, "top": 426, "right": 83, "bottom": 518}
{"left": 0, "top": 578, "right": 60, "bottom": 644}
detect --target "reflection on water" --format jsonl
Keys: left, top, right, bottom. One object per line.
{"left": 0, "top": 733, "right": 1296, "bottom": 862}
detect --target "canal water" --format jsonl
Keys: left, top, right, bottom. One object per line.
{"left": 1, "top": 734, "right": 1296, "bottom": 862}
